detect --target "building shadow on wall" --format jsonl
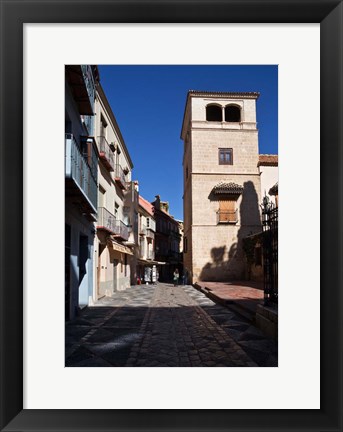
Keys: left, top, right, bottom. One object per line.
{"left": 200, "top": 181, "right": 261, "bottom": 282}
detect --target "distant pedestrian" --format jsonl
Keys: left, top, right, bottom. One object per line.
{"left": 173, "top": 269, "right": 179, "bottom": 286}
{"left": 181, "top": 273, "right": 186, "bottom": 285}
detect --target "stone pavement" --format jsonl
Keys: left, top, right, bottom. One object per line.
{"left": 65, "top": 283, "right": 277, "bottom": 367}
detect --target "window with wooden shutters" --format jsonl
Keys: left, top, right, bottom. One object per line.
{"left": 218, "top": 199, "right": 237, "bottom": 223}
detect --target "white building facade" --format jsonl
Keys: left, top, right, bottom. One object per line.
{"left": 258, "top": 154, "right": 278, "bottom": 206}
{"left": 137, "top": 196, "right": 157, "bottom": 283}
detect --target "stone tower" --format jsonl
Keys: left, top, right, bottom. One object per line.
{"left": 181, "top": 91, "right": 262, "bottom": 283}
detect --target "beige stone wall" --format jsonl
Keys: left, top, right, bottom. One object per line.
{"left": 183, "top": 130, "right": 193, "bottom": 279}
{"left": 190, "top": 174, "right": 261, "bottom": 282}
{"left": 183, "top": 227, "right": 192, "bottom": 280}
{"left": 182, "top": 93, "right": 262, "bottom": 284}
{"left": 191, "top": 129, "right": 259, "bottom": 174}
{"left": 192, "top": 174, "right": 261, "bottom": 226}
{"left": 192, "top": 225, "right": 243, "bottom": 281}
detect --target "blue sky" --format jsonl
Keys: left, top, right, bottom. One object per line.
{"left": 98, "top": 65, "right": 278, "bottom": 221}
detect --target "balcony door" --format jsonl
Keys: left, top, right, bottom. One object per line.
{"left": 97, "top": 244, "right": 105, "bottom": 298}
{"left": 100, "top": 115, "right": 107, "bottom": 139}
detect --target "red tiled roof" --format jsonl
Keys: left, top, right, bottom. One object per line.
{"left": 139, "top": 195, "right": 154, "bottom": 217}
{"left": 258, "top": 154, "right": 278, "bottom": 166}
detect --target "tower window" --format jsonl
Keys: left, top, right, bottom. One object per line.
{"left": 219, "top": 148, "right": 233, "bottom": 165}
{"left": 218, "top": 199, "right": 238, "bottom": 223}
{"left": 206, "top": 104, "right": 222, "bottom": 122}
{"left": 225, "top": 105, "right": 241, "bottom": 122}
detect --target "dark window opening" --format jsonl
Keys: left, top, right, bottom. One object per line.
{"left": 225, "top": 105, "right": 241, "bottom": 122}
{"left": 219, "top": 148, "right": 233, "bottom": 165}
{"left": 206, "top": 105, "right": 222, "bottom": 122}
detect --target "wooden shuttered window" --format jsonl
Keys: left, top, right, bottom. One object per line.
{"left": 218, "top": 199, "right": 237, "bottom": 223}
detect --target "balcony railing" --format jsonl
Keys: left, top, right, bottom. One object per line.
{"left": 98, "top": 136, "right": 114, "bottom": 171}
{"left": 65, "top": 134, "right": 97, "bottom": 214}
{"left": 83, "top": 115, "right": 94, "bottom": 136}
{"left": 97, "top": 207, "right": 129, "bottom": 240}
{"left": 81, "top": 65, "right": 95, "bottom": 109}
{"left": 115, "top": 164, "right": 127, "bottom": 189}
{"left": 217, "top": 209, "right": 238, "bottom": 224}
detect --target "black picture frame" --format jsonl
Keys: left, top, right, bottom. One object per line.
{"left": 0, "top": 1, "right": 342, "bottom": 431}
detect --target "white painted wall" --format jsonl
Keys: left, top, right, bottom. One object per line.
{"left": 259, "top": 165, "right": 278, "bottom": 204}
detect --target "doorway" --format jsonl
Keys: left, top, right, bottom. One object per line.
{"left": 65, "top": 224, "right": 71, "bottom": 321}
{"left": 113, "top": 259, "right": 118, "bottom": 292}
{"left": 97, "top": 243, "right": 106, "bottom": 298}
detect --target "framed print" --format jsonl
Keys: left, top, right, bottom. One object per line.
{"left": 0, "top": 0, "right": 342, "bottom": 431}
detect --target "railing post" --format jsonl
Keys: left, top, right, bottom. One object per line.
{"left": 261, "top": 196, "right": 278, "bottom": 306}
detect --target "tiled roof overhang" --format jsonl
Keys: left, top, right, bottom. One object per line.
{"left": 258, "top": 154, "right": 278, "bottom": 166}
{"left": 212, "top": 181, "right": 244, "bottom": 195}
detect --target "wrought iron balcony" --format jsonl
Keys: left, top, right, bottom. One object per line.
{"left": 97, "top": 207, "right": 129, "bottom": 240}
{"left": 83, "top": 115, "right": 94, "bottom": 136}
{"left": 217, "top": 209, "right": 238, "bottom": 224}
{"left": 98, "top": 136, "right": 114, "bottom": 172}
{"left": 65, "top": 134, "right": 97, "bottom": 215}
{"left": 115, "top": 164, "right": 127, "bottom": 189}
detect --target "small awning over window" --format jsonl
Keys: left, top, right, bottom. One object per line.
{"left": 212, "top": 181, "right": 243, "bottom": 195}
{"left": 107, "top": 239, "right": 133, "bottom": 255}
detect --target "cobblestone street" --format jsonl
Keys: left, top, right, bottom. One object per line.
{"left": 66, "top": 283, "right": 277, "bottom": 367}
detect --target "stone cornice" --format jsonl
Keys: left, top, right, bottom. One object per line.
{"left": 188, "top": 90, "right": 260, "bottom": 100}
{"left": 192, "top": 172, "right": 260, "bottom": 176}
{"left": 191, "top": 126, "right": 258, "bottom": 132}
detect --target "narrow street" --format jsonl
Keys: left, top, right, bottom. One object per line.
{"left": 66, "top": 283, "right": 277, "bottom": 367}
